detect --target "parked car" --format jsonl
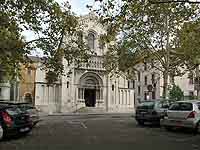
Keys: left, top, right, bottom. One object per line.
{"left": 13, "top": 103, "right": 40, "bottom": 126}
{"left": 135, "top": 99, "right": 174, "bottom": 125}
{"left": 0, "top": 105, "right": 32, "bottom": 140}
{"left": 161, "top": 100, "right": 200, "bottom": 133}
{"left": 0, "top": 101, "right": 40, "bottom": 126}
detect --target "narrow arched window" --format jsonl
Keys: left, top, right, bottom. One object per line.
{"left": 88, "top": 32, "right": 95, "bottom": 49}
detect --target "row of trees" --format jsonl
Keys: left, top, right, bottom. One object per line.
{"left": 92, "top": 0, "right": 200, "bottom": 98}
{"left": 1, "top": 0, "right": 200, "bottom": 99}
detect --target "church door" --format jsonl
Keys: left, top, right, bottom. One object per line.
{"left": 84, "top": 89, "right": 96, "bottom": 107}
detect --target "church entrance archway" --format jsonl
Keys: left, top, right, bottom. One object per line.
{"left": 78, "top": 72, "right": 103, "bottom": 107}
{"left": 84, "top": 89, "right": 96, "bottom": 107}
{"left": 24, "top": 93, "right": 33, "bottom": 103}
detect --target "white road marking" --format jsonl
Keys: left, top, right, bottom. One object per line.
{"left": 67, "top": 120, "right": 87, "bottom": 129}
{"left": 81, "top": 122, "right": 87, "bottom": 129}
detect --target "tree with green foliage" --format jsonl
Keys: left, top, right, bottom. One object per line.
{"left": 0, "top": 0, "right": 90, "bottom": 83}
{"left": 169, "top": 85, "right": 184, "bottom": 101}
{"left": 176, "top": 20, "right": 200, "bottom": 98}
{"left": 92, "top": 0, "right": 199, "bottom": 98}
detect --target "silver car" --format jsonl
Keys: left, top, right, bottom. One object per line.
{"left": 161, "top": 100, "right": 200, "bottom": 133}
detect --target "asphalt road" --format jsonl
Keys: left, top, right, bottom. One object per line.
{"left": 1, "top": 114, "right": 200, "bottom": 150}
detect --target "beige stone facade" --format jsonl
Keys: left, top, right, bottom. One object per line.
{"left": 33, "top": 14, "right": 160, "bottom": 114}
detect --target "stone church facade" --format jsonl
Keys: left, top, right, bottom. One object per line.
{"left": 34, "top": 14, "right": 135, "bottom": 113}
{"left": 0, "top": 14, "right": 161, "bottom": 113}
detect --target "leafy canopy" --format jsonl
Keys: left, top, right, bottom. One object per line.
{"left": 93, "top": 0, "right": 199, "bottom": 97}
{"left": 0, "top": 0, "right": 90, "bottom": 82}
{"left": 177, "top": 20, "right": 200, "bottom": 70}
{"left": 94, "top": 0, "right": 198, "bottom": 73}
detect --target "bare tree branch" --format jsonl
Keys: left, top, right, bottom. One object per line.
{"left": 25, "top": 37, "right": 50, "bottom": 46}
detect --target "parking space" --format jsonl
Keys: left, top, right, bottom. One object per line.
{"left": 0, "top": 115, "right": 200, "bottom": 150}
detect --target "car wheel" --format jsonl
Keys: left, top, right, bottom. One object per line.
{"left": 153, "top": 120, "right": 160, "bottom": 126}
{"left": 164, "top": 126, "right": 172, "bottom": 131}
{"left": 137, "top": 120, "right": 144, "bottom": 126}
{"left": 0, "top": 125, "right": 4, "bottom": 140}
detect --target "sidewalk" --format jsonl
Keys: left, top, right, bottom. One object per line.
{"left": 39, "top": 111, "right": 134, "bottom": 117}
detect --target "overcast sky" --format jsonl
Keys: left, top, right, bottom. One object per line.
{"left": 27, "top": 0, "right": 95, "bottom": 55}
{"left": 57, "top": 0, "right": 95, "bottom": 15}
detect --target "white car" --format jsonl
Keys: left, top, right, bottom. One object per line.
{"left": 161, "top": 100, "right": 200, "bottom": 133}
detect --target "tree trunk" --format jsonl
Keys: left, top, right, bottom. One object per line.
{"left": 162, "top": 71, "right": 169, "bottom": 99}
{"left": 162, "top": 13, "right": 170, "bottom": 99}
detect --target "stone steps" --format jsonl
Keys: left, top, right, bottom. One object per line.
{"left": 75, "top": 107, "right": 105, "bottom": 113}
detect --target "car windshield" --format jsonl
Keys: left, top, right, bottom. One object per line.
{"left": 6, "top": 107, "right": 23, "bottom": 115}
{"left": 137, "top": 101, "right": 155, "bottom": 109}
{"left": 18, "top": 105, "right": 35, "bottom": 111}
{"left": 169, "top": 102, "right": 193, "bottom": 111}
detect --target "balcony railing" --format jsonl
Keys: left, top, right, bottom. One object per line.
{"left": 75, "top": 56, "right": 105, "bottom": 71}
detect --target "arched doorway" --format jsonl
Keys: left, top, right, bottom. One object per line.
{"left": 24, "top": 93, "right": 33, "bottom": 103}
{"left": 78, "top": 72, "right": 103, "bottom": 107}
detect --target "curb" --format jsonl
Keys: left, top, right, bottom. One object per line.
{"left": 40, "top": 112, "right": 134, "bottom": 117}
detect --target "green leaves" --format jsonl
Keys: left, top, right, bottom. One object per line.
{"left": 177, "top": 20, "right": 200, "bottom": 69}
{"left": 0, "top": 0, "right": 91, "bottom": 83}
{"left": 95, "top": 0, "right": 199, "bottom": 97}
{"left": 169, "top": 85, "right": 184, "bottom": 101}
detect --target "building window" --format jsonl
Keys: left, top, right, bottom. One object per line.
{"left": 67, "top": 81, "right": 69, "bottom": 88}
{"left": 137, "top": 72, "right": 141, "bottom": 82}
{"left": 138, "top": 86, "right": 141, "bottom": 96}
{"left": 134, "top": 93, "right": 136, "bottom": 105}
{"left": 78, "top": 88, "right": 83, "bottom": 99}
{"left": 152, "top": 74, "right": 155, "bottom": 84}
{"left": 128, "top": 81, "right": 130, "bottom": 88}
{"left": 132, "top": 80, "right": 135, "bottom": 89}
{"left": 188, "top": 72, "right": 194, "bottom": 84}
{"left": 112, "top": 84, "right": 114, "bottom": 91}
{"left": 88, "top": 32, "right": 95, "bottom": 49}
{"left": 0, "top": 88, "right": 2, "bottom": 96}
{"left": 41, "top": 85, "right": 45, "bottom": 103}
{"left": 145, "top": 76, "right": 148, "bottom": 85}
{"left": 144, "top": 62, "right": 147, "bottom": 71}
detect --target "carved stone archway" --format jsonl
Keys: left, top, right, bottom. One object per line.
{"left": 78, "top": 72, "right": 103, "bottom": 107}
